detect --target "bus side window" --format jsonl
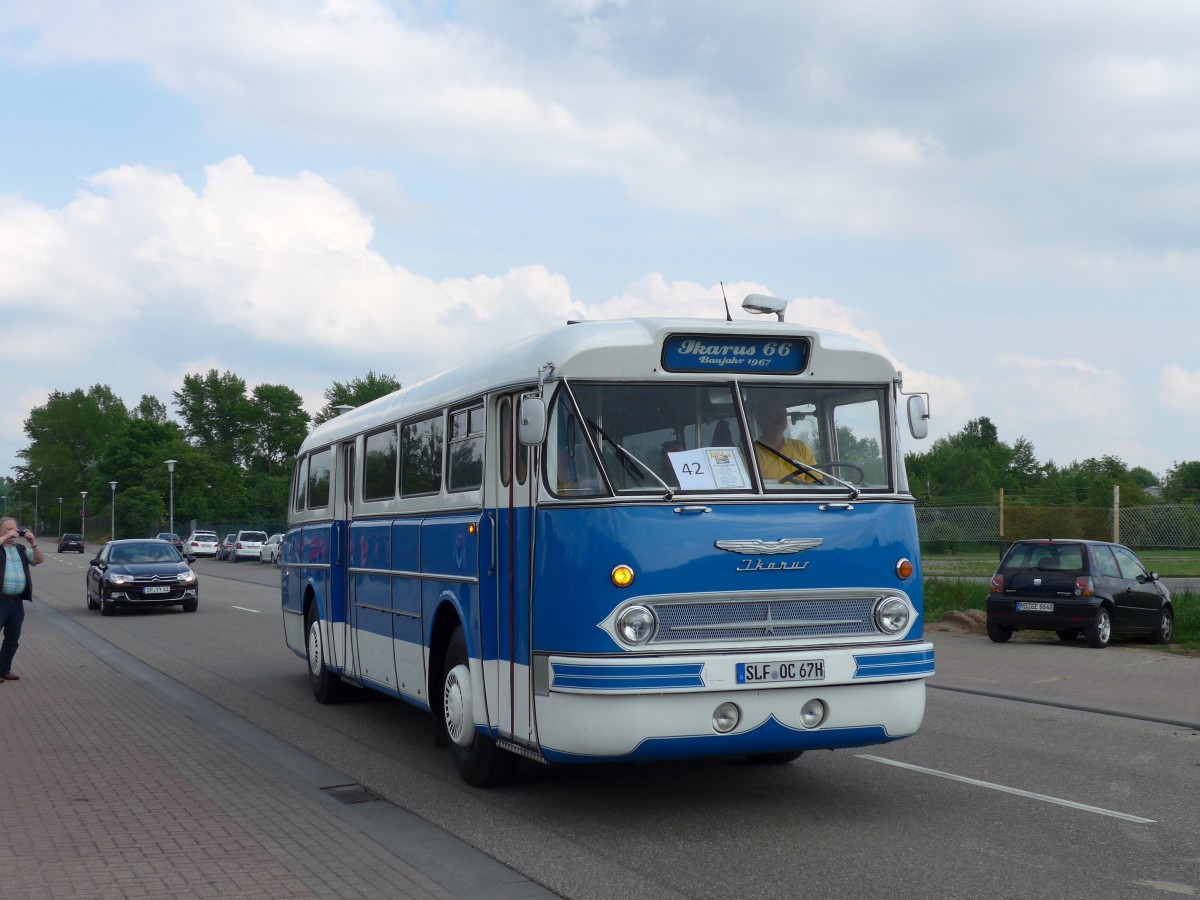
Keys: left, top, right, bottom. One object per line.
{"left": 363, "top": 426, "right": 398, "bottom": 501}
{"left": 547, "top": 391, "right": 604, "bottom": 496}
{"left": 401, "top": 414, "right": 444, "bottom": 496}
{"left": 293, "top": 455, "right": 309, "bottom": 511}
{"left": 449, "top": 404, "right": 484, "bottom": 492}
{"left": 308, "top": 448, "right": 332, "bottom": 510}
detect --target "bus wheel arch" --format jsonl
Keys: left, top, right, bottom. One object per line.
{"left": 433, "top": 618, "right": 520, "bottom": 787}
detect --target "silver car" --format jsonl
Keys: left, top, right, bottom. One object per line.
{"left": 185, "top": 531, "right": 220, "bottom": 557}
{"left": 259, "top": 533, "right": 283, "bottom": 565}
{"left": 232, "top": 530, "right": 267, "bottom": 562}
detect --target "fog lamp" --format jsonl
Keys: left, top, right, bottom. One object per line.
{"left": 713, "top": 702, "right": 741, "bottom": 734}
{"left": 800, "top": 698, "right": 827, "bottom": 729}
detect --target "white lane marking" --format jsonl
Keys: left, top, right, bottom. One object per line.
{"left": 857, "top": 754, "right": 1156, "bottom": 824}
{"left": 231, "top": 606, "right": 261, "bottom": 614}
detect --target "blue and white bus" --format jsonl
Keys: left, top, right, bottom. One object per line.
{"left": 282, "top": 294, "right": 934, "bottom": 786}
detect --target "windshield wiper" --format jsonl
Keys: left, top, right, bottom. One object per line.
{"left": 754, "top": 441, "right": 860, "bottom": 500}
{"left": 587, "top": 418, "right": 676, "bottom": 500}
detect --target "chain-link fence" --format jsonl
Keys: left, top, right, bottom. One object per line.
{"left": 917, "top": 500, "right": 1200, "bottom": 579}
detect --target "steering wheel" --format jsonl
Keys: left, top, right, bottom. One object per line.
{"left": 813, "top": 460, "right": 865, "bottom": 485}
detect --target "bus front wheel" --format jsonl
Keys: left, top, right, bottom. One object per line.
{"left": 442, "top": 626, "right": 519, "bottom": 787}
{"left": 307, "top": 606, "right": 348, "bottom": 703}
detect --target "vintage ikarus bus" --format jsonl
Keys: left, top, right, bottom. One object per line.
{"left": 282, "top": 294, "right": 934, "bottom": 786}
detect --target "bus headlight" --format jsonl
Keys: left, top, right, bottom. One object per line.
{"left": 874, "top": 597, "right": 911, "bottom": 634}
{"left": 615, "top": 605, "right": 656, "bottom": 645}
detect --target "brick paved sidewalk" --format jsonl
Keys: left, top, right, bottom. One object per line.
{"left": 0, "top": 603, "right": 552, "bottom": 900}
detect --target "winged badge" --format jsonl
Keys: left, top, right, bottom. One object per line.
{"left": 713, "top": 538, "right": 823, "bottom": 555}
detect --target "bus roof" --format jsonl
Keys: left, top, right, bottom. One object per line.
{"left": 300, "top": 316, "right": 897, "bottom": 452}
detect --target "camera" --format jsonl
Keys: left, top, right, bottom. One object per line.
{"left": 17, "top": 528, "right": 27, "bottom": 537}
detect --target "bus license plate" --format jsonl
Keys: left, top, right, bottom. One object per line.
{"left": 143, "top": 585, "right": 171, "bottom": 595}
{"left": 736, "top": 659, "right": 825, "bottom": 684}
{"left": 1016, "top": 601, "right": 1053, "bottom": 612}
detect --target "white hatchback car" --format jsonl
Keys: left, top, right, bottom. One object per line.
{"left": 232, "top": 530, "right": 267, "bottom": 562}
{"left": 259, "top": 533, "right": 283, "bottom": 565}
{"left": 185, "top": 531, "right": 220, "bottom": 557}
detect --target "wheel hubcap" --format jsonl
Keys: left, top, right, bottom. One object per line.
{"left": 1162, "top": 613, "right": 1173, "bottom": 642}
{"left": 307, "top": 621, "right": 323, "bottom": 677}
{"left": 443, "top": 664, "right": 474, "bottom": 749}
{"left": 1098, "top": 613, "right": 1111, "bottom": 642}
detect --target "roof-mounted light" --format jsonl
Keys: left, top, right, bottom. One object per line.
{"left": 742, "top": 293, "right": 788, "bottom": 322}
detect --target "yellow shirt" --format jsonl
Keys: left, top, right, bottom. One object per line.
{"left": 755, "top": 437, "right": 817, "bottom": 482}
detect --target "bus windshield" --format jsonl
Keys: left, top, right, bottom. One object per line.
{"left": 546, "top": 381, "right": 891, "bottom": 496}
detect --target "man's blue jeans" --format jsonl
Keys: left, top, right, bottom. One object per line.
{"left": 0, "top": 597, "right": 25, "bottom": 675}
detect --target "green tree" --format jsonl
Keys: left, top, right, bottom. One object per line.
{"left": 133, "top": 394, "right": 170, "bottom": 423}
{"left": 112, "top": 485, "right": 165, "bottom": 540}
{"left": 905, "top": 416, "right": 1014, "bottom": 503}
{"left": 248, "top": 383, "right": 310, "bottom": 472}
{"left": 314, "top": 370, "right": 401, "bottom": 426}
{"left": 1163, "top": 460, "right": 1200, "bottom": 503}
{"left": 173, "top": 370, "right": 256, "bottom": 466}
{"left": 15, "top": 385, "right": 130, "bottom": 518}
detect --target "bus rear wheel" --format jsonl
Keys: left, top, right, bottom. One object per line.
{"left": 442, "top": 626, "right": 519, "bottom": 787}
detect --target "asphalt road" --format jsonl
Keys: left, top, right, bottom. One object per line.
{"left": 32, "top": 551, "right": 1200, "bottom": 899}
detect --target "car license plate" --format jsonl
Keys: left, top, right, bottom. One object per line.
{"left": 143, "top": 585, "right": 171, "bottom": 595}
{"left": 1016, "top": 601, "right": 1053, "bottom": 612}
{"left": 736, "top": 659, "right": 825, "bottom": 684}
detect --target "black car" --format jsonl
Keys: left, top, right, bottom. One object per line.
{"left": 58, "top": 533, "right": 85, "bottom": 553}
{"left": 986, "top": 539, "right": 1173, "bottom": 648}
{"left": 85, "top": 539, "right": 199, "bottom": 616}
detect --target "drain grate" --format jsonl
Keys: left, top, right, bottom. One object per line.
{"left": 320, "top": 783, "right": 382, "bottom": 805}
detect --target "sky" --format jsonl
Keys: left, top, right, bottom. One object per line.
{"left": 3, "top": 0, "right": 1199, "bottom": 483}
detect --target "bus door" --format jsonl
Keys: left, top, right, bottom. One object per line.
{"left": 337, "top": 440, "right": 364, "bottom": 686}
{"left": 493, "top": 392, "right": 538, "bottom": 746}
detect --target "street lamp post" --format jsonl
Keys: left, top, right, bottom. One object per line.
{"left": 33, "top": 484, "right": 39, "bottom": 536}
{"left": 110, "top": 481, "right": 118, "bottom": 540}
{"left": 81, "top": 491, "right": 88, "bottom": 541}
{"left": 58, "top": 498, "right": 63, "bottom": 535}
{"left": 164, "top": 460, "right": 177, "bottom": 536}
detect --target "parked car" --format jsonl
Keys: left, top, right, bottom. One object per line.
{"left": 259, "top": 533, "right": 283, "bottom": 565}
{"left": 155, "top": 532, "right": 185, "bottom": 555}
{"left": 232, "top": 530, "right": 267, "bottom": 562}
{"left": 185, "top": 531, "right": 220, "bottom": 557}
{"left": 986, "top": 539, "right": 1173, "bottom": 648}
{"left": 85, "top": 538, "right": 199, "bottom": 615}
{"left": 216, "top": 533, "right": 237, "bottom": 561}
{"left": 58, "top": 533, "right": 85, "bottom": 553}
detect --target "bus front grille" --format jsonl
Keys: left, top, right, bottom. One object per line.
{"left": 649, "top": 596, "right": 879, "bottom": 643}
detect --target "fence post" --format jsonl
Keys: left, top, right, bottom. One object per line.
{"left": 1112, "top": 484, "right": 1120, "bottom": 543}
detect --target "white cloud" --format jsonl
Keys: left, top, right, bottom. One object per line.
{"left": 1160, "top": 364, "right": 1200, "bottom": 416}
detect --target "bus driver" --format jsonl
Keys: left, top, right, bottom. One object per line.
{"left": 752, "top": 394, "right": 816, "bottom": 482}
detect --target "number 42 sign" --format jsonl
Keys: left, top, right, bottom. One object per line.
{"left": 667, "top": 447, "right": 750, "bottom": 490}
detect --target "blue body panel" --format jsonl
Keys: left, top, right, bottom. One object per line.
{"left": 540, "top": 721, "right": 900, "bottom": 765}
{"left": 531, "top": 501, "right": 923, "bottom": 654}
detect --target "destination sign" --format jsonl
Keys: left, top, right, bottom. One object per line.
{"left": 661, "top": 334, "right": 810, "bottom": 374}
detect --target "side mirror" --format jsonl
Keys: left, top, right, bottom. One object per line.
{"left": 519, "top": 396, "right": 547, "bottom": 446}
{"left": 907, "top": 394, "right": 929, "bottom": 440}
{"left": 90, "top": 557, "right": 102, "bottom": 567}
